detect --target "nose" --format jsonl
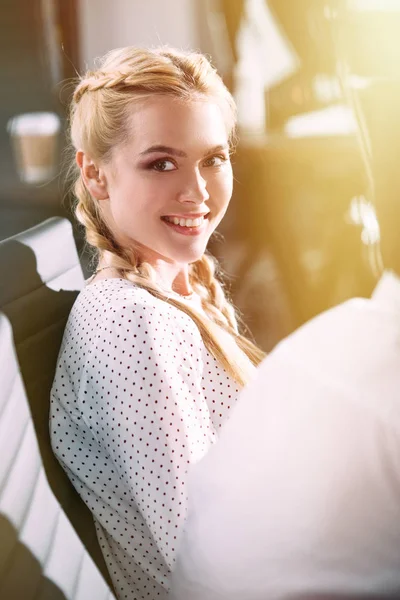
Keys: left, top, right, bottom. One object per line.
{"left": 177, "top": 168, "right": 209, "bottom": 204}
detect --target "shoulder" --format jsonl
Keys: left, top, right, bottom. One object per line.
{"left": 77, "top": 278, "right": 199, "bottom": 326}
{"left": 69, "top": 278, "right": 204, "bottom": 351}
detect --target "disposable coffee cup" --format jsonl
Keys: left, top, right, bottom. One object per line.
{"left": 7, "top": 112, "right": 61, "bottom": 184}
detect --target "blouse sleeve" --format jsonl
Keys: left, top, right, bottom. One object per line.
{"left": 77, "top": 298, "right": 215, "bottom": 571}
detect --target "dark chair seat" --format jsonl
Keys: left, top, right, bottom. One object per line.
{"left": 0, "top": 217, "right": 114, "bottom": 598}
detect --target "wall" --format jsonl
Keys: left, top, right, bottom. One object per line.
{"left": 78, "top": 0, "right": 203, "bottom": 69}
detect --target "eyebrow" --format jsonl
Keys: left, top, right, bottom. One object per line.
{"left": 139, "top": 144, "right": 229, "bottom": 158}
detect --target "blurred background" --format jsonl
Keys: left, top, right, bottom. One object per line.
{"left": 1, "top": 0, "right": 400, "bottom": 351}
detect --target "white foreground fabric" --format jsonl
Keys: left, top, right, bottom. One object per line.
{"left": 171, "top": 272, "right": 400, "bottom": 600}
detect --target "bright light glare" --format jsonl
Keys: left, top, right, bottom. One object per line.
{"left": 348, "top": 0, "right": 400, "bottom": 11}
{"left": 349, "top": 196, "right": 381, "bottom": 245}
{"left": 313, "top": 74, "right": 342, "bottom": 104}
{"left": 284, "top": 105, "right": 358, "bottom": 138}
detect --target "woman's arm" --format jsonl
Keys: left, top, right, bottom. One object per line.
{"left": 51, "top": 296, "right": 220, "bottom": 595}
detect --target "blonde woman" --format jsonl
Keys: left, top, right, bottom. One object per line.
{"left": 50, "top": 46, "right": 264, "bottom": 599}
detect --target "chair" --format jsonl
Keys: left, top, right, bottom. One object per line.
{"left": 0, "top": 217, "right": 114, "bottom": 598}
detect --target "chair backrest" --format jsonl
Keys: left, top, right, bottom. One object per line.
{"left": 0, "top": 217, "right": 114, "bottom": 597}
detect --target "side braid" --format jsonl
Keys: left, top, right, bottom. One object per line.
{"left": 74, "top": 181, "right": 138, "bottom": 277}
{"left": 191, "top": 255, "right": 239, "bottom": 333}
{"left": 190, "top": 254, "right": 265, "bottom": 367}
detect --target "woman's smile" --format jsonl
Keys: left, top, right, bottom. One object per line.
{"left": 161, "top": 212, "right": 210, "bottom": 236}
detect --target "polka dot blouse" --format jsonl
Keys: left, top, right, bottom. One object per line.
{"left": 50, "top": 278, "right": 242, "bottom": 599}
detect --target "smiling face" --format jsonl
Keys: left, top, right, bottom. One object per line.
{"left": 97, "top": 95, "right": 233, "bottom": 269}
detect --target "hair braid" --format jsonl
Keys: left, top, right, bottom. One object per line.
{"left": 73, "top": 68, "right": 183, "bottom": 104}
{"left": 191, "top": 255, "right": 238, "bottom": 333}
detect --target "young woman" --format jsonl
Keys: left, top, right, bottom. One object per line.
{"left": 50, "top": 46, "right": 264, "bottom": 599}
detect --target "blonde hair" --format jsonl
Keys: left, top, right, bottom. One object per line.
{"left": 68, "top": 46, "right": 265, "bottom": 386}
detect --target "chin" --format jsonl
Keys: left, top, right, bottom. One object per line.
{"left": 170, "top": 246, "right": 206, "bottom": 266}
{"left": 175, "top": 253, "right": 204, "bottom": 266}
{"left": 164, "top": 236, "right": 208, "bottom": 262}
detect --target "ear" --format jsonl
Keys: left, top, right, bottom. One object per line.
{"left": 76, "top": 150, "right": 109, "bottom": 200}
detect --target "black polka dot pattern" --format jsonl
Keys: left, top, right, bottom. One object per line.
{"left": 50, "top": 278, "right": 240, "bottom": 599}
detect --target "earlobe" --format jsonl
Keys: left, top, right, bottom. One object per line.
{"left": 86, "top": 176, "right": 109, "bottom": 201}
{"left": 76, "top": 150, "right": 109, "bottom": 200}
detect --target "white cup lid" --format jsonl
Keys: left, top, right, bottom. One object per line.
{"left": 7, "top": 112, "right": 61, "bottom": 136}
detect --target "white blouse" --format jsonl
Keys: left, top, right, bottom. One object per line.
{"left": 50, "top": 278, "right": 241, "bottom": 600}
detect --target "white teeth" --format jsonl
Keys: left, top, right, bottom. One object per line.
{"left": 165, "top": 215, "right": 206, "bottom": 227}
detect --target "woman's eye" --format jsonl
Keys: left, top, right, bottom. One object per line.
{"left": 152, "top": 159, "right": 176, "bottom": 172}
{"left": 203, "top": 155, "right": 227, "bottom": 167}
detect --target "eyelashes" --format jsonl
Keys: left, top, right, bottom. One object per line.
{"left": 147, "top": 154, "right": 230, "bottom": 173}
{"left": 202, "top": 155, "right": 229, "bottom": 168}
{"left": 150, "top": 159, "right": 176, "bottom": 172}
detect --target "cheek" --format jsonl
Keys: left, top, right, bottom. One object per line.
{"left": 111, "top": 179, "right": 159, "bottom": 218}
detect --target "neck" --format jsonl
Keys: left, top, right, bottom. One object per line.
{"left": 154, "top": 264, "right": 193, "bottom": 296}
{"left": 100, "top": 231, "right": 195, "bottom": 295}
{"left": 96, "top": 256, "right": 193, "bottom": 296}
